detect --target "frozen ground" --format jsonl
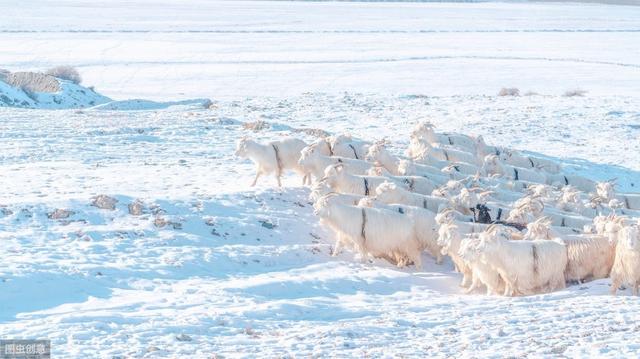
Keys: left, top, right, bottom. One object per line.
{"left": 1, "top": 1, "right": 640, "bottom": 358}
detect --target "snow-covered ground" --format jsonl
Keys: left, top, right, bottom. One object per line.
{"left": 1, "top": 1, "right": 640, "bottom": 358}
{"left": 0, "top": 76, "right": 112, "bottom": 109}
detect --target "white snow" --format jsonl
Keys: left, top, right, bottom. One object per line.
{"left": 0, "top": 73, "right": 210, "bottom": 110}
{"left": 0, "top": 79, "right": 112, "bottom": 109}
{"left": 1, "top": 1, "right": 640, "bottom": 358}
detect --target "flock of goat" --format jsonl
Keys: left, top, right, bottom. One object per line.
{"left": 235, "top": 122, "right": 640, "bottom": 296}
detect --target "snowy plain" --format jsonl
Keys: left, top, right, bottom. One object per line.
{"left": 1, "top": 1, "right": 640, "bottom": 358}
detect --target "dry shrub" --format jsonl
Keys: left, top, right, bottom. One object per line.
{"left": 45, "top": 65, "right": 82, "bottom": 84}
{"left": 563, "top": 89, "right": 587, "bottom": 97}
{"left": 498, "top": 87, "right": 520, "bottom": 96}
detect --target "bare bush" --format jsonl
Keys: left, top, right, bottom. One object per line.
{"left": 6, "top": 72, "right": 60, "bottom": 93}
{"left": 91, "top": 195, "right": 118, "bottom": 210}
{"left": 243, "top": 120, "right": 270, "bottom": 132}
{"left": 46, "top": 66, "right": 82, "bottom": 84}
{"left": 498, "top": 87, "right": 520, "bottom": 96}
{"left": 563, "top": 89, "right": 587, "bottom": 97}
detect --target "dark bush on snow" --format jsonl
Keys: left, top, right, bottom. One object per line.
{"left": 563, "top": 89, "right": 587, "bottom": 97}
{"left": 46, "top": 66, "right": 82, "bottom": 84}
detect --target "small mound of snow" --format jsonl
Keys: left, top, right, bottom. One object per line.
{"left": 0, "top": 70, "right": 211, "bottom": 110}
{"left": 0, "top": 71, "right": 111, "bottom": 109}
{"left": 30, "top": 80, "right": 112, "bottom": 109}
{"left": 0, "top": 80, "right": 35, "bottom": 108}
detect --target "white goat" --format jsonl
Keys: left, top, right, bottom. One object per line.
{"left": 411, "top": 121, "right": 478, "bottom": 152}
{"left": 482, "top": 154, "right": 547, "bottom": 184}
{"left": 309, "top": 184, "right": 363, "bottom": 206}
{"left": 397, "top": 159, "right": 447, "bottom": 179}
{"left": 522, "top": 217, "right": 564, "bottom": 240}
{"left": 311, "top": 192, "right": 364, "bottom": 255}
{"left": 474, "top": 135, "right": 504, "bottom": 161}
{"left": 506, "top": 195, "right": 591, "bottom": 230}
{"left": 366, "top": 166, "right": 395, "bottom": 177}
{"left": 547, "top": 173, "right": 596, "bottom": 193}
{"left": 524, "top": 217, "right": 614, "bottom": 283}
{"left": 314, "top": 194, "right": 423, "bottom": 268}
{"left": 374, "top": 182, "right": 451, "bottom": 215}
{"left": 383, "top": 174, "right": 437, "bottom": 196}
{"left": 450, "top": 188, "right": 497, "bottom": 216}
{"left": 440, "top": 162, "right": 481, "bottom": 178}
{"left": 322, "top": 164, "right": 405, "bottom": 196}
{"left": 358, "top": 197, "right": 443, "bottom": 264}
{"left": 435, "top": 208, "right": 492, "bottom": 236}
{"left": 432, "top": 179, "right": 470, "bottom": 200}
{"left": 299, "top": 144, "right": 372, "bottom": 182}
{"left": 435, "top": 210, "right": 492, "bottom": 288}
{"left": 595, "top": 181, "right": 640, "bottom": 211}
{"left": 235, "top": 137, "right": 308, "bottom": 187}
{"left": 458, "top": 235, "right": 506, "bottom": 295}
{"left": 474, "top": 225, "right": 567, "bottom": 296}
{"left": 503, "top": 196, "right": 543, "bottom": 223}
{"left": 358, "top": 166, "right": 437, "bottom": 196}
{"left": 610, "top": 225, "right": 640, "bottom": 295}
{"left": 528, "top": 184, "right": 556, "bottom": 200}
{"left": 327, "top": 134, "right": 372, "bottom": 160}
{"left": 410, "top": 146, "right": 481, "bottom": 175}
{"left": 593, "top": 215, "right": 636, "bottom": 245}
{"left": 412, "top": 137, "right": 480, "bottom": 166}
{"left": 562, "top": 234, "right": 615, "bottom": 283}
{"left": 365, "top": 143, "right": 403, "bottom": 175}
{"left": 498, "top": 148, "right": 562, "bottom": 174}
{"left": 556, "top": 185, "right": 599, "bottom": 217}
{"left": 437, "top": 222, "right": 472, "bottom": 287}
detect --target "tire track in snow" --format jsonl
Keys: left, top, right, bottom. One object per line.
{"left": 8, "top": 55, "right": 635, "bottom": 70}
{"left": 1, "top": 29, "right": 640, "bottom": 33}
